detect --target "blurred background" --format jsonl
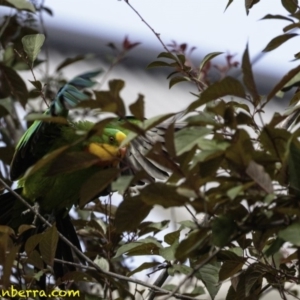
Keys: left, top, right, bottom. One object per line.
{"left": 41, "top": 0, "right": 296, "bottom": 116}
{"left": 3, "top": 0, "right": 299, "bottom": 298}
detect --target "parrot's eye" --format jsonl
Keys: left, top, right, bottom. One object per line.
{"left": 109, "top": 136, "right": 115, "bottom": 143}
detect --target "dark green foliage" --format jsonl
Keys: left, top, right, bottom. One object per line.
{"left": 2, "top": 1, "right": 300, "bottom": 299}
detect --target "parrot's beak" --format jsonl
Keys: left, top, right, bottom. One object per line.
{"left": 119, "top": 147, "right": 127, "bottom": 158}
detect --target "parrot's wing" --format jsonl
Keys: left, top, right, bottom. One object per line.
{"left": 10, "top": 71, "right": 101, "bottom": 181}
{"left": 122, "top": 118, "right": 185, "bottom": 182}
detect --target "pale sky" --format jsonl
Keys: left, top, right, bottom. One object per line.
{"left": 43, "top": 0, "right": 299, "bottom": 76}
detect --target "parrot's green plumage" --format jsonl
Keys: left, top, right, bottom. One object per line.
{"left": 0, "top": 71, "right": 177, "bottom": 283}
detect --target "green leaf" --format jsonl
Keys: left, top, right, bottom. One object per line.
{"left": 56, "top": 54, "right": 95, "bottom": 71}
{"left": 169, "top": 76, "right": 188, "bottom": 88}
{"left": 114, "top": 238, "right": 162, "bottom": 257}
{"left": 22, "top": 34, "right": 45, "bottom": 64}
{"left": 188, "top": 77, "right": 246, "bottom": 110}
{"left": 28, "top": 80, "right": 42, "bottom": 90}
{"left": 267, "top": 65, "right": 300, "bottom": 101}
{"left": 0, "top": 63, "right": 28, "bottom": 107}
{"left": 224, "top": 0, "right": 234, "bottom": 11}
{"left": 147, "top": 60, "right": 171, "bottom": 68}
{"left": 46, "top": 152, "right": 101, "bottom": 176}
{"left": 94, "top": 256, "right": 109, "bottom": 272}
{"left": 159, "top": 243, "right": 178, "bottom": 260}
{"left": 26, "top": 250, "right": 44, "bottom": 270}
{"left": 245, "top": 0, "right": 260, "bottom": 15}
{"left": 157, "top": 52, "right": 177, "bottom": 60}
{"left": 164, "top": 230, "right": 180, "bottom": 245}
{"left": 246, "top": 160, "right": 274, "bottom": 194}
{"left": 174, "top": 127, "right": 212, "bottom": 155}
{"left": 199, "top": 52, "right": 223, "bottom": 73}
{"left": 79, "top": 168, "right": 119, "bottom": 207}
{"left": 283, "top": 22, "right": 300, "bottom": 33}
{"left": 260, "top": 14, "right": 295, "bottom": 22}
{"left": 111, "top": 175, "right": 133, "bottom": 195}
{"left": 263, "top": 33, "right": 298, "bottom": 52}
{"left": 288, "top": 138, "right": 300, "bottom": 191}
{"left": 212, "top": 216, "right": 236, "bottom": 247}
{"left": 129, "top": 94, "right": 144, "bottom": 120}
{"left": 25, "top": 114, "right": 68, "bottom": 124}
{"left": 39, "top": 226, "right": 59, "bottom": 267}
{"left": 139, "top": 182, "right": 188, "bottom": 208}
{"left": 24, "top": 146, "right": 70, "bottom": 179}
{"left": 281, "top": 0, "right": 298, "bottom": 13}
{"left": 196, "top": 263, "right": 221, "bottom": 300}
{"left": 219, "top": 260, "right": 245, "bottom": 281}
{"left": 127, "top": 262, "right": 160, "bottom": 276}
{"left": 3, "top": 245, "right": 20, "bottom": 287}
{"left": 175, "top": 229, "right": 209, "bottom": 260}
{"left": 242, "top": 45, "right": 260, "bottom": 107}
{"left": 115, "top": 195, "right": 152, "bottom": 232}
{"left": 278, "top": 222, "right": 300, "bottom": 246}
{"left": 5, "top": 0, "right": 35, "bottom": 12}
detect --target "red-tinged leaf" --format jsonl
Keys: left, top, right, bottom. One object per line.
{"left": 242, "top": 45, "right": 260, "bottom": 107}
{"left": 281, "top": 0, "right": 298, "bottom": 13}
{"left": 266, "top": 64, "right": 300, "bottom": 101}
{"left": 122, "top": 36, "right": 140, "bottom": 50}
{"left": 263, "top": 33, "right": 298, "bottom": 52}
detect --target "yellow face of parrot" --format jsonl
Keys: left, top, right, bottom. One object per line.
{"left": 87, "top": 129, "right": 127, "bottom": 166}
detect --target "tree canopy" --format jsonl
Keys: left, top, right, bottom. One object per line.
{"left": 1, "top": 0, "right": 300, "bottom": 299}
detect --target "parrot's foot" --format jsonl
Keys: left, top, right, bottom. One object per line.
{"left": 22, "top": 202, "right": 40, "bottom": 225}
{"left": 44, "top": 211, "right": 56, "bottom": 224}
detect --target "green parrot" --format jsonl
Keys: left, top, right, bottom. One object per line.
{"left": 5, "top": 71, "right": 169, "bottom": 220}
{"left": 0, "top": 71, "right": 173, "bottom": 282}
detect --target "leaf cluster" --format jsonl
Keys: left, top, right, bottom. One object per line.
{"left": 2, "top": 1, "right": 300, "bottom": 300}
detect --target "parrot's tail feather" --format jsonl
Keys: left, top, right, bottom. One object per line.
{"left": 0, "top": 187, "right": 23, "bottom": 225}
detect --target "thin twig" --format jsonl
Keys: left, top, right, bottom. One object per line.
{"left": 162, "top": 248, "right": 220, "bottom": 300}
{"left": 123, "top": 0, "right": 170, "bottom": 53}
{"left": 147, "top": 268, "right": 170, "bottom": 300}
{"left": 0, "top": 179, "right": 199, "bottom": 300}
